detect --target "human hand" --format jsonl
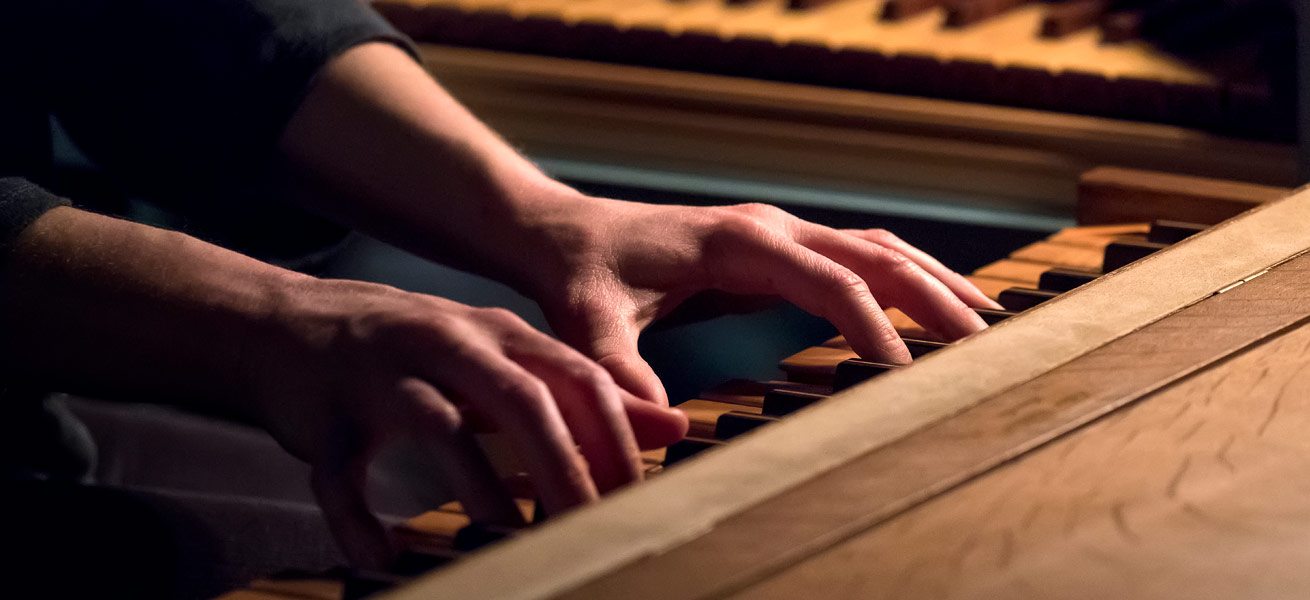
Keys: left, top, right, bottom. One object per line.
{"left": 520, "top": 195, "right": 1000, "bottom": 404}
{"left": 248, "top": 279, "right": 688, "bottom": 567}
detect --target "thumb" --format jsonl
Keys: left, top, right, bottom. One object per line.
{"left": 592, "top": 336, "right": 668, "bottom": 407}
{"left": 552, "top": 301, "right": 669, "bottom": 406}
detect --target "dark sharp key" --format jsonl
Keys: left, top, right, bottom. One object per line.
{"left": 1147, "top": 220, "right": 1208, "bottom": 244}
{"left": 452, "top": 523, "right": 518, "bottom": 552}
{"left": 833, "top": 359, "right": 899, "bottom": 392}
{"left": 344, "top": 569, "right": 407, "bottom": 600}
{"left": 1038, "top": 268, "right": 1098, "bottom": 292}
{"left": 997, "top": 287, "right": 1060, "bottom": 312}
{"left": 1102, "top": 239, "right": 1169, "bottom": 271}
{"left": 881, "top": 0, "right": 946, "bottom": 20}
{"left": 762, "top": 389, "right": 829, "bottom": 417}
{"left": 945, "top": 0, "right": 1033, "bottom": 28}
{"left": 903, "top": 338, "right": 948, "bottom": 358}
{"left": 788, "top": 0, "right": 844, "bottom": 8}
{"left": 664, "top": 437, "right": 724, "bottom": 466}
{"left": 715, "top": 412, "right": 779, "bottom": 440}
{"left": 975, "top": 307, "right": 1018, "bottom": 325}
{"left": 391, "top": 551, "right": 449, "bottom": 576}
{"left": 1041, "top": 0, "right": 1111, "bottom": 38}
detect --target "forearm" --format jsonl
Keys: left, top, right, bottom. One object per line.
{"left": 0, "top": 206, "right": 305, "bottom": 414}
{"left": 279, "top": 42, "right": 581, "bottom": 297}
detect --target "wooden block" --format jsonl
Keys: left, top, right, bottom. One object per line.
{"left": 1076, "top": 166, "right": 1288, "bottom": 225}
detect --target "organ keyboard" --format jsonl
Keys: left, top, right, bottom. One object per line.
{"left": 371, "top": 0, "right": 1302, "bottom": 219}
{"left": 215, "top": 166, "right": 1310, "bottom": 599}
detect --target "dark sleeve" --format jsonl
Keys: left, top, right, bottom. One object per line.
{"left": 25, "top": 0, "right": 418, "bottom": 197}
{"left": 0, "top": 178, "right": 70, "bottom": 256}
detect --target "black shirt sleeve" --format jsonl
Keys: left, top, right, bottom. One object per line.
{"left": 18, "top": 0, "right": 418, "bottom": 199}
{"left": 0, "top": 178, "right": 70, "bottom": 256}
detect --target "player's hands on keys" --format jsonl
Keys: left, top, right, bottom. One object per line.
{"left": 250, "top": 279, "right": 687, "bottom": 568}
{"left": 525, "top": 195, "right": 999, "bottom": 404}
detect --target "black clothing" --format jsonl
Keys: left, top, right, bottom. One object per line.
{"left": 0, "top": 0, "right": 417, "bottom": 258}
{"left": 0, "top": 3, "right": 421, "bottom": 596}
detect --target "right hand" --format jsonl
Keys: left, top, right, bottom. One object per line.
{"left": 246, "top": 278, "right": 688, "bottom": 568}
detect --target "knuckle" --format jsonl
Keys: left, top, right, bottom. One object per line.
{"left": 827, "top": 269, "right": 870, "bottom": 298}
{"left": 867, "top": 228, "right": 899, "bottom": 244}
{"left": 495, "top": 377, "right": 552, "bottom": 415}
{"left": 477, "top": 306, "right": 526, "bottom": 329}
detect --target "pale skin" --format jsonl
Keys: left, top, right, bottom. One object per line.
{"left": 0, "top": 42, "right": 999, "bottom": 568}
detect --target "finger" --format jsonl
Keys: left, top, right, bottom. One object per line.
{"left": 430, "top": 346, "right": 599, "bottom": 516}
{"left": 512, "top": 348, "right": 644, "bottom": 495}
{"left": 397, "top": 377, "right": 523, "bottom": 526}
{"left": 796, "top": 225, "right": 986, "bottom": 341}
{"left": 843, "top": 228, "right": 1003, "bottom": 310}
{"left": 621, "top": 389, "right": 689, "bottom": 450}
{"left": 707, "top": 228, "right": 911, "bottom": 363}
{"left": 311, "top": 458, "right": 393, "bottom": 569}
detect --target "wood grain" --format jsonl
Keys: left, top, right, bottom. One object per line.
{"left": 736, "top": 300, "right": 1310, "bottom": 600}
{"left": 1077, "top": 166, "right": 1290, "bottom": 226}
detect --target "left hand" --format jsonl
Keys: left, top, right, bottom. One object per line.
{"left": 518, "top": 194, "right": 1000, "bottom": 404}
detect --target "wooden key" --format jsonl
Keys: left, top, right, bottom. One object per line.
{"left": 997, "top": 287, "right": 1060, "bottom": 312}
{"left": 780, "top": 346, "right": 858, "bottom": 385}
{"left": 679, "top": 399, "right": 764, "bottom": 439}
{"left": 1037, "top": 268, "right": 1098, "bottom": 292}
{"left": 833, "top": 359, "right": 899, "bottom": 392}
{"left": 944, "top": 0, "right": 1033, "bottom": 28}
{"left": 974, "top": 307, "right": 1018, "bottom": 325}
{"left": 1147, "top": 220, "right": 1208, "bottom": 244}
{"left": 699, "top": 378, "right": 829, "bottom": 408}
{"left": 903, "top": 338, "right": 948, "bottom": 358}
{"left": 664, "top": 437, "right": 725, "bottom": 466}
{"left": 1044, "top": 223, "right": 1150, "bottom": 247}
{"left": 1040, "top": 0, "right": 1111, "bottom": 38}
{"left": 762, "top": 389, "right": 829, "bottom": 417}
{"left": 1102, "top": 239, "right": 1169, "bottom": 272}
{"left": 1008, "top": 242, "right": 1106, "bottom": 271}
{"left": 966, "top": 275, "right": 1024, "bottom": 300}
{"left": 715, "top": 412, "right": 779, "bottom": 440}
{"left": 787, "top": 0, "right": 844, "bottom": 8}
{"left": 881, "top": 0, "right": 945, "bottom": 20}
{"left": 972, "top": 259, "right": 1048, "bottom": 286}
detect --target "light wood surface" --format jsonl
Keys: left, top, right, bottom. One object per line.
{"left": 734, "top": 292, "right": 1310, "bottom": 600}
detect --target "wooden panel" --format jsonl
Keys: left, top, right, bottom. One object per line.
{"left": 554, "top": 248, "right": 1310, "bottom": 600}
{"left": 1077, "top": 166, "right": 1290, "bottom": 226}
{"left": 735, "top": 309, "right": 1310, "bottom": 600}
